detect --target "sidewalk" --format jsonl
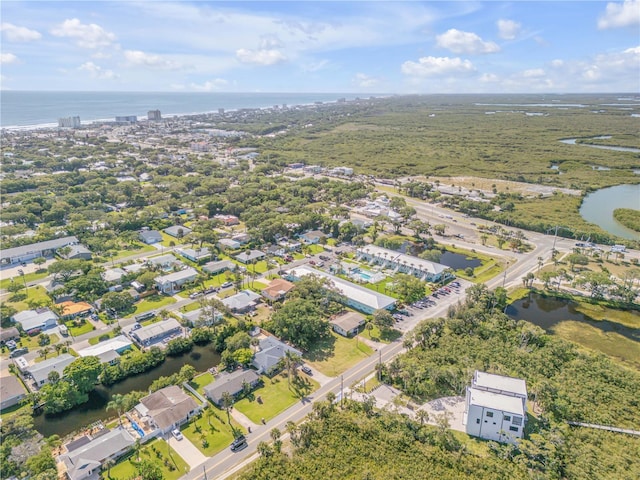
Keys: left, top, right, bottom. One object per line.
{"left": 229, "top": 407, "right": 257, "bottom": 429}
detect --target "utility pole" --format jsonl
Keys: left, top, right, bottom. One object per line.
{"left": 340, "top": 375, "right": 344, "bottom": 408}
{"left": 202, "top": 465, "right": 207, "bottom": 480}
{"left": 378, "top": 349, "right": 382, "bottom": 381}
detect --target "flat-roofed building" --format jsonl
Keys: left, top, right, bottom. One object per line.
{"left": 202, "top": 259, "right": 235, "bottom": 275}
{"left": 139, "top": 230, "right": 163, "bottom": 244}
{"left": 464, "top": 371, "right": 528, "bottom": 444}
{"left": 235, "top": 249, "right": 265, "bottom": 264}
{"left": 77, "top": 335, "right": 132, "bottom": 364}
{"left": 222, "top": 290, "right": 261, "bottom": 313}
{"left": 177, "top": 247, "right": 212, "bottom": 263}
{"left": 163, "top": 225, "right": 192, "bottom": 238}
{"left": 285, "top": 266, "right": 396, "bottom": 314}
{"left": 130, "top": 318, "right": 183, "bottom": 347}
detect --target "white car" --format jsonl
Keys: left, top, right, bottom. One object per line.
{"left": 171, "top": 429, "right": 183, "bottom": 440}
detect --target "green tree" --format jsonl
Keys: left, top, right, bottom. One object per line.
{"left": 372, "top": 309, "right": 394, "bottom": 333}
{"left": 137, "top": 459, "right": 163, "bottom": 480}
{"left": 391, "top": 273, "right": 425, "bottom": 303}
{"left": 64, "top": 356, "right": 101, "bottom": 394}
{"left": 106, "top": 393, "right": 126, "bottom": 426}
{"left": 221, "top": 391, "right": 234, "bottom": 424}
{"left": 267, "top": 298, "right": 329, "bottom": 350}
{"left": 101, "top": 291, "right": 135, "bottom": 314}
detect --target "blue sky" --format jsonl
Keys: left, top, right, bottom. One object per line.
{"left": 1, "top": 1, "right": 639, "bottom": 93}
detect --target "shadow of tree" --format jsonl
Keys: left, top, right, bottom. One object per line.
{"left": 304, "top": 335, "right": 336, "bottom": 362}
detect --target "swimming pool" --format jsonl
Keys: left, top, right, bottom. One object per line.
{"left": 352, "top": 268, "right": 385, "bottom": 283}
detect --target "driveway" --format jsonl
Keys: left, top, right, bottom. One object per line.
{"left": 166, "top": 434, "right": 208, "bottom": 469}
{"left": 418, "top": 396, "right": 466, "bottom": 432}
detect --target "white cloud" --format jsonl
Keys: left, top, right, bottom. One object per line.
{"left": 0, "top": 53, "right": 18, "bottom": 65}
{"left": 479, "top": 73, "right": 500, "bottom": 83}
{"left": 79, "top": 61, "right": 117, "bottom": 80}
{"left": 523, "top": 68, "right": 545, "bottom": 78}
{"left": 0, "top": 23, "right": 41, "bottom": 42}
{"left": 551, "top": 59, "right": 564, "bottom": 67}
{"left": 236, "top": 48, "right": 287, "bottom": 66}
{"left": 497, "top": 19, "right": 522, "bottom": 40}
{"left": 51, "top": 18, "right": 116, "bottom": 49}
{"left": 401, "top": 56, "right": 475, "bottom": 77}
{"left": 123, "top": 50, "right": 181, "bottom": 70}
{"left": 436, "top": 29, "right": 499, "bottom": 54}
{"left": 189, "top": 78, "right": 228, "bottom": 91}
{"left": 301, "top": 59, "right": 329, "bottom": 72}
{"left": 598, "top": 0, "right": 640, "bottom": 29}
{"left": 353, "top": 73, "right": 380, "bottom": 88}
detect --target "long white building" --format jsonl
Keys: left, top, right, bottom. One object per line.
{"left": 285, "top": 265, "right": 396, "bottom": 314}
{"left": 356, "top": 245, "right": 450, "bottom": 282}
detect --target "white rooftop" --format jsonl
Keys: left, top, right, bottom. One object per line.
{"left": 77, "top": 335, "right": 132, "bottom": 358}
{"left": 467, "top": 387, "right": 525, "bottom": 416}
{"left": 473, "top": 371, "right": 527, "bottom": 397}
{"left": 286, "top": 266, "right": 396, "bottom": 311}
{"left": 155, "top": 267, "right": 198, "bottom": 284}
{"left": 359, "top": 245, "right": 448, "bottom": 276}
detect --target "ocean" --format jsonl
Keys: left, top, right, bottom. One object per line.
{"left": 0, "top": 91, "right": 373, "bottom": 129}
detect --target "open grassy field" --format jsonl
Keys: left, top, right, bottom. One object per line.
{"left": 234, "top": 373, "right": 318, "bottom": 423}
{"left": 305, "top": 332, "right": 373, "bottom": 377}
{"left": 106, "top": 438, "right": 188, "bottom": 480}
{"left": 126, "top": 294, "right": 176, "bottom": 317}
{"left": 181, "top": 407, "right": 244, "bottom": 456}
{"left": 0, "top": 270, "right": 49, "bottom": 289}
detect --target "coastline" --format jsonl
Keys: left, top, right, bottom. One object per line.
{"left": 0, "top": 91, "right": 386, "bottom": 131}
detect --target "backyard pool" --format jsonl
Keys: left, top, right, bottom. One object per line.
{"left": 351, "top": 268, "right": 386, "bottom": 284}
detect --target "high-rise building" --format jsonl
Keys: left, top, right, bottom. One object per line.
{"left": 115, "top": 115, "right": 137, "bottom": 124}
{"left": 58, "top": 116, "right": 81, "bottom": 128}
{"left": 148, "top": 110, "right": 162, "bottom": 121}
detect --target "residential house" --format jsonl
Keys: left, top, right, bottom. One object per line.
{"left": 285, "top": 266, "right": 396, "bottom": 314}
{"left": 0, "top": 374, "right": 27, "bottom": 410}
{"left": 155, "top": 267, "right": 198, "bottom": 294}
{"left": 134, "top": 386, "right": 199, "bottom": 434}
{"left": 180, "top": 308, "right": 223, "bottom": 327}
{"left": 218, "top": 238, "right": 241, "bottom": 250}
{"left": 331, "top": 311, "right": 366, "bottom": 337}
{"left": 222, "top": 290, "right": 261, "bottom": 313}
{"left": 130, "top": 318, "right": 183, "bottom": 347}
{"left": 231, "top": 233, "right": 251, "bottom": 245}
{"left": 0, "top": 327, "right": 20, "bottom": 344}
{"left": 59, "top": 301, "right": 94, "bottom": 320}
{"left": 59, "top": 427, "right": 136, "bottom": 480}
{"left": 163, "top": 225, "right": 192, "bottom": 238}
{"left": 252, "top": 336, "right": 302, "bottom": 376}
{"left": 203, "top": 370, "right": 261, "bottom": 406}
{"left": 147, "top": 254, "right": 180, "bottom": 269}
{"left": 299, "top": 230, "right": 327, "bottom": 245}
{"left": 464, "top": 371, "right": 528, "bottom": 444}
{"left": 0, "top": 236, "right": 80, "bottom": 265}
{"left": 202, "top": 259, "right": 235, "bottom": 275}
{"left": 356, "top": 245, "right": 450, "bottom": 283}
{"left": 138, "top": 230, "right": 163, "bottom": 244}
{"left": 177, "top": 247, "right": 212, "bottom": 263}
{"left": 76, "top": 335, "right": 132, "bottom": 365}
{"left": 13, "top": 308, "right": 59, "bottom": 333}
{"left": 261, "top": 278, "right": 295, "bottom": 302}
{"left": 214, "top": 214, "right": 239, "bottom": 226}
{"left": 101, "top": 268, "right": 126, "bottom": 284}
{"left": 58, "top": 244, "right": 92, "bottom": 261}
{"left": 26, "top": 353, "right": 76, "bottom": 387}
{"left": 235, "top": 250, "right": 265, "bottom": 264}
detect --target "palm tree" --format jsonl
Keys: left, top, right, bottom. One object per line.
{"left": 106, "top": 393, "right": 126, "bottom": 426}
{"left": 221, "top": 391, "right": 233, "bottom": 424}
{"left": 103, "top": 458, "right": 115, "bottom": 479}
{"left": 270, "top": 427, "right": 282, "bottom": 453}
{"left": 415, "top": 409, "right": 429, "bottom": 426}
{"left": 283, "top": 350, "right": 301, "bottom": 389}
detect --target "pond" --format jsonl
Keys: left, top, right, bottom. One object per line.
{"left": 439, "top": 251, "right": 481, "bottom": 271}
{"left": 579, "top": 184, "right": 640, "bottom": 241}
{"left": 506, "top": 293, "right": 639, "bottom": 365}
{"left": 33, "top": 344, "right": 220, "bottom": 438}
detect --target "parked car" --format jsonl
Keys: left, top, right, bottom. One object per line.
{"left": 171, "top": 429, "right": 183, "bottom": 440}
{"left": 230, "top": 435, "right": 247, "bottom": 452}
{"left": 301, "top": 365, "right": 313, "bottom": 375}
{"left": 189, "top": 291, "right": 203, "bottom": 299}
{"left": 221, "top": 281, "right": 233, "bottom": 288}
{"left": 203, "top": 286, "right": 219, "bottom": 294}
{"left": 10, "top": 347, "right": 28, "bottom": 358}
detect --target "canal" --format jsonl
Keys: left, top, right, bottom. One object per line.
{"left": 34, "top": 344, "right": 221, "bottom": 438}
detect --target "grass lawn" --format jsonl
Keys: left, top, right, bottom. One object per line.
{"left": 65, "top": 320, "right": 94, "bottom": 336}
{"left": 4, "top": 285, "right": 50, "bottom": 311}
{"left": 247, "top": 260, "right": 269, "bottom": 274}
{"left": 362, "top": 325, "right": 402, "bottom": 343}
{"left": 0, "top": 400, "right": 31, "bottom": 421}
{"left": 126, "top": 295, "right": 176, "bottom": 317}
{"left": 0, "top": 270, "right": 49, "bottom": 289}
{"left": 181, "top": 407, "right": 244, "bottom": 456}
{"left": 292, "top": 253, "right": 305, "bottom": 260}
{"left": 107, "top": 438, "right": 189, "bottom": 480}
{"left": 88, "top": 331, "right": 117, "bottom": 345}
{"left": 363, "top": 278, "right": 401, "bottom": 299}
{"left": 234, "top": 373, "right": 318, "bottom": 423}
{"left": 181, "top": 301, "right": 202, "bottom": 313}
{"left": 111, "top": 243, "right": 156, "bottom": 261}
{"left": 16, "top": 333, "right": 59, "bottom": 350}
{"left": 189, "top": 372, "right": 214, "bottom": 395}
{"left": 305, "top": 332, "right": 373, "bottom": 377}
{"left": 442, "top": 244, "right": 506, "bottom": 284}
{"left": 34, "top": 349, "right": 64, "bottom": 363}
{"left": 307, "top": 244, "right": 325, "bottom": 254}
